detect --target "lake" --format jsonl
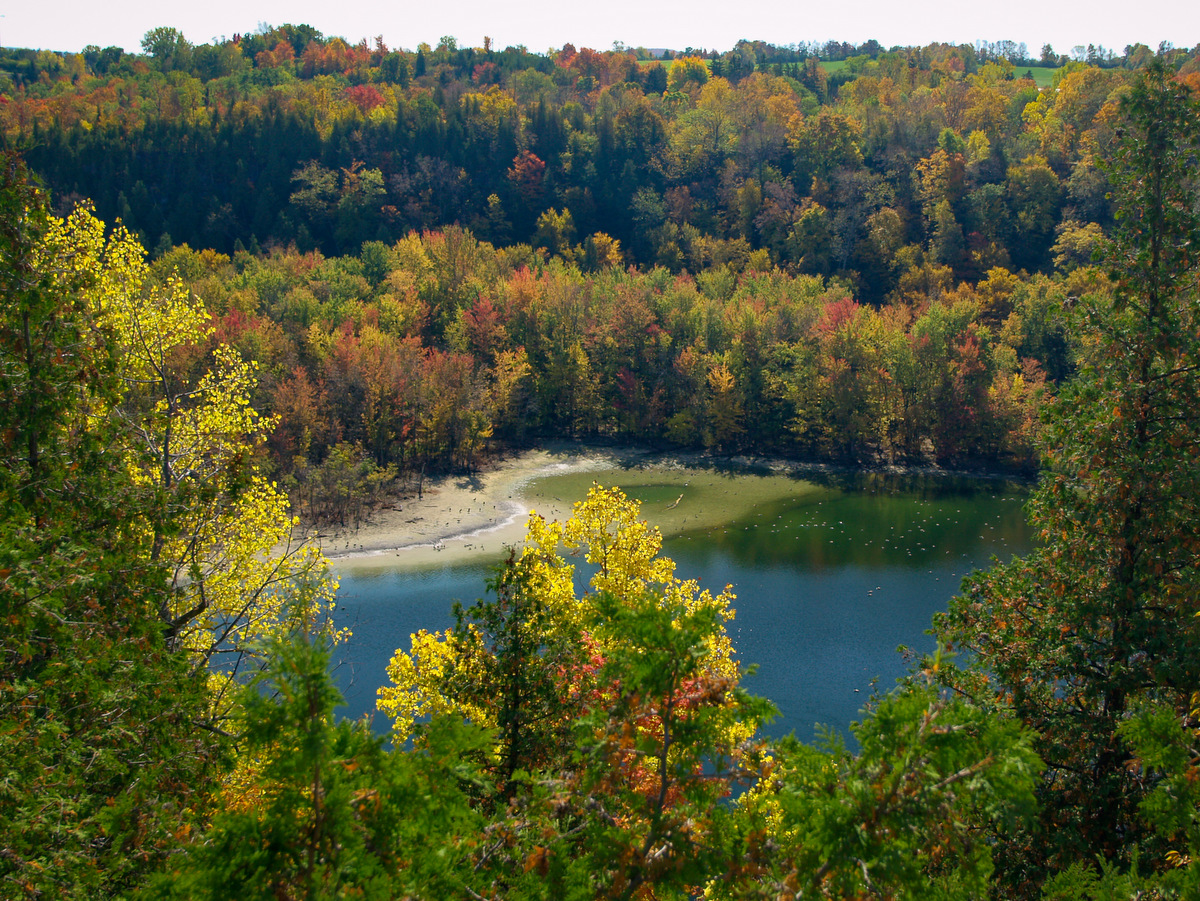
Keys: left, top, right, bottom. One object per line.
{"left": 329, "top": 465, "right": 1032, "bottom": 742}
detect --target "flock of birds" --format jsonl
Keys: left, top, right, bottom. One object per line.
{"left": 664, "top": 486, "right": 1022, "bottom": 599}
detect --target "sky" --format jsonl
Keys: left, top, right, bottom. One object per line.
{"left": 3, "top": 0, "right": 1197, "bottom": 59}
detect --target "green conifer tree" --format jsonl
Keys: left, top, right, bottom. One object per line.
{"left": 934, "top": 57, "right": 1200, "bottom": 892}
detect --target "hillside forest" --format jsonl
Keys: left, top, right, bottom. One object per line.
{"left": 1, "top": 25, "right": 1199, "bottom": 900}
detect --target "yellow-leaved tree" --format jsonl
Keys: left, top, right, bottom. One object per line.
{"left": 39, "top": 205, "right": 339, "bottom": 716}
{"left": 379, "top": 483, "right": 741, "bottom": 743}
{"left": 379, "top": 485, "right": 772, "bottom": 897}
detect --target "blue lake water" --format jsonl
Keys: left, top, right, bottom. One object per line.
{"left": 329, "top": 469, "right": 1032, "bottom": 742}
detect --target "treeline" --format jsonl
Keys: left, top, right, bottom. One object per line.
{"left": 3, "top": 27, "right": 1199, "bottom": 295}
{"left": 160, "top": 230, "right": 1079, "bottom": 522}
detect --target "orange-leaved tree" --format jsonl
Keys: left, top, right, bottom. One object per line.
{"left": 378, "top": 484, "right": 773, "bottom": 897}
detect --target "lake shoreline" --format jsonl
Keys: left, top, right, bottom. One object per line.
{"left": 314, "top": 441, "right": 1034, "bottom": 572}
{"left": 314, "top": 445, "right": 643, "bottom": 571}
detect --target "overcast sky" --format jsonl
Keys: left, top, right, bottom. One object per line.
{"left": 3, "top": 0, "right": 1197, "bottom": 59}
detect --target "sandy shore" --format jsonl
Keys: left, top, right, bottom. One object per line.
{"left": 312, "top": 444, "right": 1024, "bottom": 574}
{"left": 314, "top": 447, "right": 640, "bottom": 572}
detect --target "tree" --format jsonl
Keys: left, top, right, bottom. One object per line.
{"left": 534, "top": 206, "right": 577, "bottom": 258}
{"left": 379, "top": 484, "right": 771, "bottom": 898}
{"left": 537, "top": 585, "right": 771, "bottom": 900}
{"left": 716, "top": 683, "right": 1040, "bottom": 899}
{"left": 15, "top": 191, "right": 339, "bottom": 726}
{"left": 666, "top": 56, "right": 710, "bottom": 93}
{"left": 289, "top": 161, "right": 339, "bottom": 240}
{"left": 141, "top": 26, "right": 193, "bottom": 71}
{"left": 934, "top": 58, "right": 1200, "bottom": 893}
{"left": 0, "top": 156, "right": 224, "bottom": 898}
{"left": 149, "top": 607, "right": 484, "bottom": 901}
{"left": 705, "top": 358, "right": 745, "bottom": 450}
{"left": 379, "top": 485, "right": 750, "bottom": 744}
{"left": 789, "top": 110, "right": 863, "bottom": 190}
{"left": 929, "top": 198, "right": 967, "bottom": 273}
{"left": 79, "top": 212, "right": 339, "bottom": 720}
{"left": 1006, "top": 154, "right": 1063, "bottom": 271}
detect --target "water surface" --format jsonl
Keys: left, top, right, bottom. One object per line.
{"left": 330, "top": 467, "right": 1031, "bottom": 742}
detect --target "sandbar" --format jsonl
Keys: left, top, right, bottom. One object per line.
{"left": 314, "top": 446, "right": 637, "bottom": 572}
{"left": 313, "top": 444, "right": 844, "bottom": 574}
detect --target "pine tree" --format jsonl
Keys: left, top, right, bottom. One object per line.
{"left": 934, "top": 57, "right": 1200, "bottom": 892}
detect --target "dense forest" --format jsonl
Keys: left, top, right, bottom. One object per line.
{"left": 1, "top": 25, "right": 1199, "bottom": 900}
{"left": 3, "top": 28, "right": 1191, "bottom": 279}
{"left": 8, "top": 26, "right": 1187, "bottom": 515}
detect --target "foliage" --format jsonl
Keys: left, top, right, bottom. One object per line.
{"left": 0, "top": 154, "right": 226, "bottom": 898}
{"left": 933, "top": 57, "right": 1200, "bottom": 894}
{"left": 37, "top": 203, "right": 341, "bottom": 719}
{"left": 380, "top": 485, "right": 773, "bottom": 897}
{"left": 5, "top": 29, "right": 1178, "bottom": 279}
{"left": 511, "top": 586, "right": 772, "bottom": 900}
{"left": 713, "top": 682, "right": 1041, "bottom": 899}
{"left": 130, "top": 235, "right": 1057, "bottom": 497}
{"left": 380, "top": 484, "right": 746, "bottom": 741}
{"left": 9, "top": 27, "right": 1141, "bottom": 476}
{"left": 6, "top": 26, "right": 1200, "bottom": 900}
{"left": 148, "top": 613, "right": 484, "bottom": 901}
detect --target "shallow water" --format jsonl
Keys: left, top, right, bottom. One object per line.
{"left": 330, "top": 467, "right": 1032, "bottom": 742}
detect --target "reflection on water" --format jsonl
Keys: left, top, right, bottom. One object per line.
{"left": 330, "top": 470, "right": 1032, "bottom": 743}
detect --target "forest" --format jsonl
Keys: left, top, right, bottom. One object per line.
{"left": 4, "top": 26, "right": 1174, "bottom": 515}
{"left": 1, "top": 24, "right": 1199, "bottom": 900}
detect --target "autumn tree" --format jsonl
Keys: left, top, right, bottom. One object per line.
{"left": 379, "top": 485, "right": 748, "bottom": 739}
{"left": 31, "top": 195, "right": 339, "bottom": 723}
{"left": 934, "top": 58, "right": 1200, "bottom": 893}
{"left": 0, "top": 156, "right": 225, "bottom": 899}
{"left": 378, "top": 486, "right": 769, "bottom": 895}
{"left": 667, "top": 56, "right": 710, "bottom": 94}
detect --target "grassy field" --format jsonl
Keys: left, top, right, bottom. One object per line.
{"left": 640, "top": 56, "right": 1057, "bottom": 87}
{"left": 1020, "top": 66, "right": 1058, "bottom": 87}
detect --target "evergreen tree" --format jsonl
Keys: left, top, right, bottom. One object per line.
{"left": 934, "top": 58, "right": 1200, "bottom": 893}
{"left": 148, "top": 617, "right": 483, "bottom": 901}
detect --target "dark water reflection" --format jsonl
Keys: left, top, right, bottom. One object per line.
{"left": 330, "top": 471, "right": 1032, "bottom": 743}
